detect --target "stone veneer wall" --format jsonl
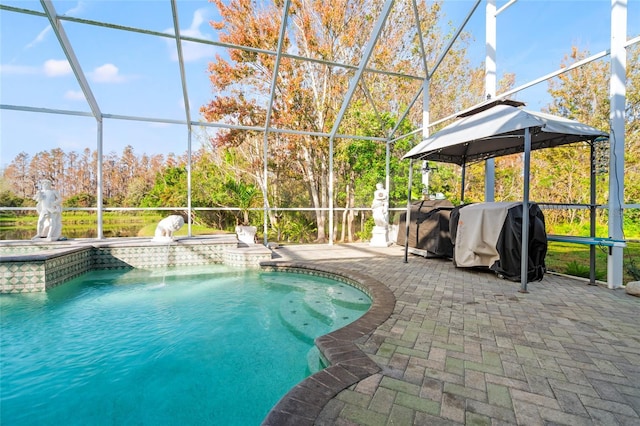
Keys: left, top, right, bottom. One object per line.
{"left": 1, "top": 259, "right": 47, "bottom": 293}
{"left": 223, "top": 246, "right": 273, "bottom": 267}
{"left": 1, "top": 237, "right": 271, "bottom": 294}
{"left": 0, "top": 247, "right": 93, "bottom": 294}
{"left": 92, "top": 243, "right": 233, "bottom": 269}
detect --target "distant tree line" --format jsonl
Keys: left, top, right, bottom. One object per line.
{"left": 2, "top": 147, "right": 172, "bottom": 208}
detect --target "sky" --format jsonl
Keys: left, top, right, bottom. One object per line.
{"left": 0, "top": 0, "right": 639, "bottom": 169}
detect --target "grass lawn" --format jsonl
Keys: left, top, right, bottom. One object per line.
{"left": 545, "top": 240, "right": 640, "bottom": 284}
{"left": 136, "top": 222, "right": 228, "bottom": 237}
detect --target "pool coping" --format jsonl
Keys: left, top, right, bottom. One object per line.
{"left": 260, "top": 261, "right": 396, "bottom": 426}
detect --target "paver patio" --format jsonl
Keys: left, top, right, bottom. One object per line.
{"left": 264, "top": 243, "right": 640, "bottom": 426}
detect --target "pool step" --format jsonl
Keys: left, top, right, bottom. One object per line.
{"left": 279, "top": 292, "right": 328, "bottom": 345}
{"left": 260, "top": 273, "right": 320, "bottom": 293}
{"left": 262, "top": 273, "right": 370, "bottom": 307}
{"left": 303, "top": 292, "right": 368, "bottom": 325}
{"left": 278, "top": 291, "right": 369, "bottom": 345}
{"left": 267, "top": 272, "right": 372, "bottom": 345}
{"left": 306, "top": 346, "right": 327, "bottom": 374}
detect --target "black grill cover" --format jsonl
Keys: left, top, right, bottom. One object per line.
{"left": 492, "top": 203, "right": 547, "bottom": 282}
{"left": 450, "top": 202, "right": 547, "bottom": 283}
{"left": 396, "top": 199, "right": 454, "bottom": 258}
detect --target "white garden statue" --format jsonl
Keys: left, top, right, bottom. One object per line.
{"left": 32, "top": 179, "right": 63, "bottom": 241}
{"left": 152, "top": 215, "right": 185, "bottom": 242}
{"left": 236, "top": 225, "right": 257, "bottom": 246}
{"left": 371, "top": 182, "right": 389, "bottom": 227}
{"left": 370, "top": 182, "right": 391, "bottom": 247}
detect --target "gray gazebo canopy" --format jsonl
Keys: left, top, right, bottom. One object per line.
{"left": 403, "top": 99, "right": 608, "bottom": 164}
{"left": 403, "top": 99, "right": 609, "bottom": 292}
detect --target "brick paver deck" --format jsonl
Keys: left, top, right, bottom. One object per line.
{"left": 264, "top": 243, "right": 640, "bottom": 426}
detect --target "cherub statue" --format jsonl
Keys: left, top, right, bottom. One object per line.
{"left": 371, "top": 182, "right": 389, "bottom": 228}
{"left": 32, "top": 179, "right": 63, "bottom": 241}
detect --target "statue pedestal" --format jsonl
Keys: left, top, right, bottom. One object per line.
{"left": 370, "top": 225, "right": 391, "bottom": 247}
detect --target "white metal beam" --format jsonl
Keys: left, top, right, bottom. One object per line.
{"left": 170, "top": 0, "right": 193, "bottom": 235}
{"left": 0, "top": 103, "right": 388, "bottom": 142}
{"left": 388, "top": 86, "right": 423, "bottom": 140}
{"left": 262, "top": 0, "right": 292, "bottom": 245}
{"left": 387, "top": 0, "right": 429, "bottom": 142}
{"left": 496, "top": 0, "right": 518, "bottom": 16}
{"left": 411, "top": 0, "right": 429, "bottom": 76}
{"left": 40, "top": 0, "right": 105, "bottom": 238}
{"left": 40, "top": 1, "right": 101, "bottom": 119}
{"left": 485, "top": 0, "right": 497, "bottom": 202}
{"left": 170, "top": 0, "right": 191, "bottom": 131}
{"left": 0, "top": 4, "right": 424, "bottom": 82}
{"left": 328, "top": 0, "right": 396, "bottom": 139}
{"left": 328, "top": 0, "right": 395, "bottom": 244}
{"left": 428, "top": 0, "right": 481, "bottom": 80}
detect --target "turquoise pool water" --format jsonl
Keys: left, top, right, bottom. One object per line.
{"left": 0, "top": 265, "right": 371, "bottom": 425}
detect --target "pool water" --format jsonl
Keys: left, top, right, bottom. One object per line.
{"left": 0, "top": 265, "right": 371, "bottom": 425}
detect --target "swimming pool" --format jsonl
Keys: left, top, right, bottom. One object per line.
{"left": 0, "top": 265, "right": 371, "bottom": 425}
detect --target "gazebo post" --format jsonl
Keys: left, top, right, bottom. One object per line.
{"left": 589, "top": 140, "right": 597, "bottom": 285}
{"left": 519, "top": 127, "right": 532, "bottom": 293}
{"left": 403, "top": 160, "right": 414, "bottom": 263}
{"left": 460, "top": 163, "right": 467, "bottom": 203}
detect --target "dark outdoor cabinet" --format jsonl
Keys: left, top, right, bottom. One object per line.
{"left": 396, "top": 199, "right": 454, "bottom": 258}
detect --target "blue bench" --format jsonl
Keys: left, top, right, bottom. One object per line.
{"left": 547, "top": 235, "right": 627, "bottom": 248}
{"left": 546, "top": 235, "right": 626, "bottom": 285}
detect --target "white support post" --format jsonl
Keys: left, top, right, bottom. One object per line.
{"left": 96, "top": 119, "right": 103, "bottom": 239}
{"left": 484, "top": 0, "right": 497, "bottom": 202}
{"left": 423, "top": 80, "right": 430, "bottom": 139}
{"left": 607, "top": 0, "right": 626, "bottom": 289}
{"left": 329, "top": 135, "right": 335, "bottom": 245}
{"left": 187, "top": 130, "right": 192, "bottom": 237}
{"left": 385, "top": 140, "right": 391, "bottom": 208}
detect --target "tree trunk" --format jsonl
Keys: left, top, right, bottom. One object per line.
{"left": 347, "top": 178, "right": 356, "bottom": 242}
{"left": 300, "top": 144, "right": 326, "bottom": 243}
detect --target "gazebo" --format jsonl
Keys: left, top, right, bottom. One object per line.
{"left": 402, "top": 99, "right": 625, "bottom": 291}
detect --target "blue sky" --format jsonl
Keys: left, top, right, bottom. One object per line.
{"left": 1, "top": 0, "right": 639, "bottom": 169}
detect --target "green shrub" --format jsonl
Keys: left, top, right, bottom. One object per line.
{"left": 564, "top": 260, "right": 589, "bottom": 278}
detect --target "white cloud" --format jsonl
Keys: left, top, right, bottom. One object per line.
{"left": 90, "top": 63, "right": 126, "bottom": 83}
{"left": 0, "top": 64, "right": 39, "bottom": 75}
{"left": 64, "top": 90, "right": 85, "bottom": 101}
{"left": 165, "top": 8, "right": 215, "bottom": 62}
{"left": 25, "top": 2, "right": 86, "bottom": 48}
{"left": 26, "top": 27, "right": 52, "bottom": 49}
{"left": 64, "top": 1, "right": 86, "bottom": 16}
{"left": 43, "top": 59, "right": 72, "bottom": 76}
